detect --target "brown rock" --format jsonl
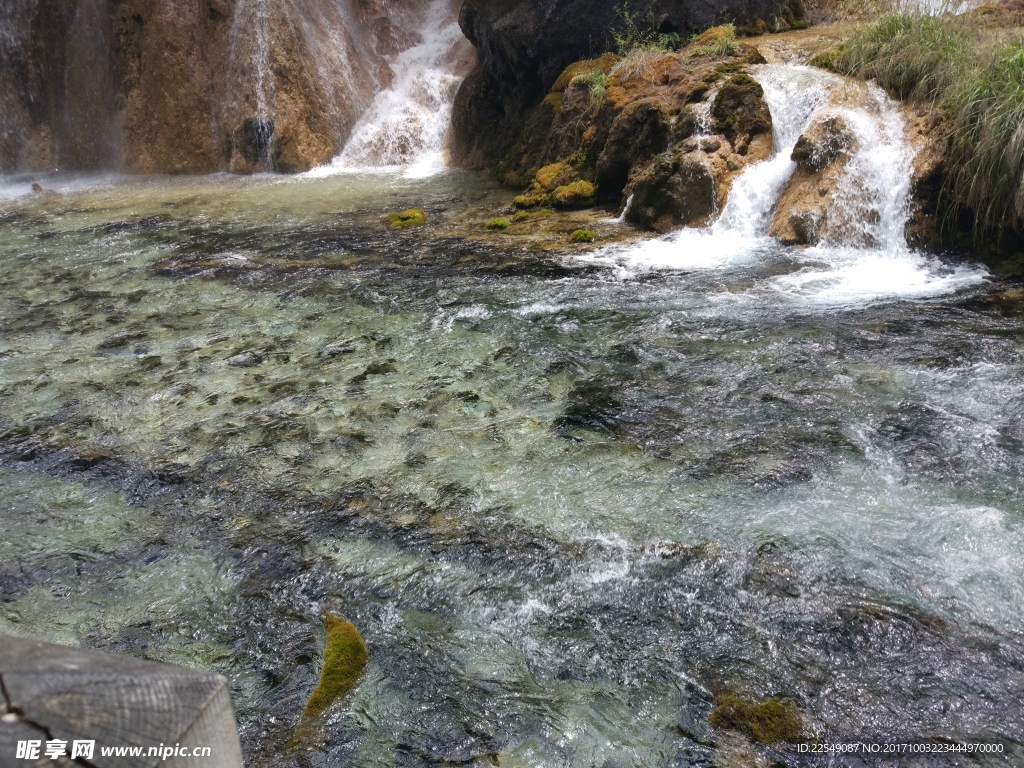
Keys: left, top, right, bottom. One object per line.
{"left": 627, "top": 145, "right": 729, "bottom": 232}
{"left": 711, "top": 74, "right": 773, "bottom": 158}
{"left": 770, "top": 114, "right": 856, "bottom": 245}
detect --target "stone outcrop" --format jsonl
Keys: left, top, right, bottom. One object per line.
{"left": 455, "top": 30, "right": 775, "bottom": 231}
{"left": 769, "top": 114, "right": 857, "bottom": 244}
{"left": 451, "top": 0, "right": 801, "bottom": 171}
{"left": 0, "top": 0, "right": 444, "bottom": 174}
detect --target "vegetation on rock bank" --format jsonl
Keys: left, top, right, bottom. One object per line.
{"left": 819, "top": 8, "right": 1024, "bottom": 242}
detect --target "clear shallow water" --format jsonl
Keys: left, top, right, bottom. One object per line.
{"left": 1, "top": 168, "right": 1023, "bottom": 766}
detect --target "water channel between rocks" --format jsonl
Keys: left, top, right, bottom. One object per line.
{"left": 1, "top": 62, "right": 1023, "bottom": 768}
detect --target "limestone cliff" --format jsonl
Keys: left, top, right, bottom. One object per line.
{"left": 0, "top": 0, "right": 442, "bottom": 174}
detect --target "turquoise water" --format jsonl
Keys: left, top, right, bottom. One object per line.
{"left": 1, "top": 170, "right": 1022, "bottom": 766}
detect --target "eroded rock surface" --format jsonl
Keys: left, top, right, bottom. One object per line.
{"left": 0, "top": 0, "right": 446, "bottom": 174}
{"left": 770, "top": 114, "right": 858, "bottom": 244}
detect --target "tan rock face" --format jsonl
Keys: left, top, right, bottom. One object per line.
{"left": 770, "top": 114, "right": 858, "bottom": 245}
{"left": 1, "top": 0, "right": 455, "bottom": 174}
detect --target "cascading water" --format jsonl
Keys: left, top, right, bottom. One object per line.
{"left": 308, "top": 0, "right": 472, "bottom": 178}
{"left": 225, "top": 0, "right": 277, "bottom": 168}
{"left": 588, "top": 64, "right": 987, "bottom": 307}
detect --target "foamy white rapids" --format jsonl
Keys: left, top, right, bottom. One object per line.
{"left": 582, "top": 64, "right": 988, "bottom": 308}
{"left": 307, "top": 1, "right": 468, "bottom": 179}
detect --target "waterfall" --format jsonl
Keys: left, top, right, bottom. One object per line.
{"left": 587, "top": 63, "right": 987, "bottom": 306}
{"left": 224, "top": 0, "right": 279, "bottom": 169}
{"left": 306, "top": 0, "right": 473, "bottom": 178}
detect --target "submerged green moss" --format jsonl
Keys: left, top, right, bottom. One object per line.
{"left": 709, "top": 693, "right": 802, "bottom": 744}
{"left": 385, "top": 209, "right": 426, "bottom": 228}
{"left": 302, "top": 611, "right": 369, "bottom": 717}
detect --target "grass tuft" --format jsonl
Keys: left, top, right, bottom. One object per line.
{"left": 689, "top": 24, "right": 738, "bottom": 57}
{"left": 571, "top": 68, "right": 610, "bottom": 104}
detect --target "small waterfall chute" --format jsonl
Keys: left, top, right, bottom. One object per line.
{"left": 306, "top": 0, "right": 473, "bottom": 178}
{"left": 584, "top": 63, "right": 987, "bottom": 306}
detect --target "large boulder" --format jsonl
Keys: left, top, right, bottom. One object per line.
{"left": 625, "top": 126, "right": 771, "bottom": 232}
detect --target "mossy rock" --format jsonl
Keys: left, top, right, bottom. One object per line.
{"left": 543, "top": 92, "right": 564, "bottom": 112}
{"left": 534, "top": 162, "right": 575, "bottom": 192}
{"left": 552, "top": 180, "right": 597, "bottom": 209}
{"left": 511, "top": 211, "right": 530, "bottom": 222}
{"left": 513, "top": 193, "right": 550, "bottom": 209}
{"left": 570, "top": 229, "right": 598, "bottom": 243}
{"left": 808, "top": 47, "right": 843, "bottom": 70}
{"left": 551, "top": 53, "right": 620, "bottom": 92}
{"left": 303, "top": 611, "right": 368, "bottom": 717}
{"left": 385, "top": 209, "right": 426, "bottom": 228}
{"left": 711, "top": 74, "right": 771, "bottom": 146}
{"left": 485, "top": 218, "right": 511, "bottom": 231}
{"left": 709, "top": 694, "right": 802, "bottom": 744}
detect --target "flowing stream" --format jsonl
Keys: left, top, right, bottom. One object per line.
{"left": 1, "top": 58, "right": 1023, "bottom": 767}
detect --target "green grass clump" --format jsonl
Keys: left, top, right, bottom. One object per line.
{"left": 570, "top": 229, "right": 599, "bottom": 243}
{"left": 571, "top": 68, "right": 610, "bottom": 104}
{"left": 945, "top": 41, "right": 1024, "bottom": 238}
{"left": 485, "top": 218, "right": 511, "bottom": 231}
{"left": 825, "top": 11, "right": 1024, "bottom": 239}
{"left": 385, "top": 209, "right": 426, "bottom": 228}
{"left": 303, "top": 611, "right": 368, "bottom": 717}
{"left": 689, "top": 24, "right": 738, "bottom": 57}
{"left": 827, "top": 13, "right": 970, "bottom": 100}
{"left": 709, "top": 694, "right": 802, "bottom": 744}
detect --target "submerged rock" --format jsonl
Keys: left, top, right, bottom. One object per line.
{"left": 709, "top": 694, "right": 802, "bottom": 744}
{"left": 303, "top": 611, "right": 368, "bottom": 717}
{"left": 386, "top": 209, "right": 427, "bottom": 228}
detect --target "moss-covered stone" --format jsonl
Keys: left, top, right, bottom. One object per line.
{"left": 513, "top": 193, "right": 550, "bottom": 209}
{"left": 511, "top": 211, "right": 530, "bottom": 222}
{"left": 709, "top": 694, "right": 802, "bottom": 744}
{"left": 570, "top": 229, "right": 598, "bottom": 242}
{"left": 550, "top": 53, "right": 620, "bottom": 93}
{"left": 385, "top": 209, "right": 426, "bottom": 228}
{"left": 711, "top": 74, "right": 772, "bottom": 154}
{"left": 303, "top": 611, "right": 368, "bottom": 717}
{"left": 534, "top": 162, "right": 574, "bottom": 191}
{"left": 552, "top": 180, "right": 597, "bottom": 208}
{"left": 485, "top": 218, "right": 511, "bottom": 230}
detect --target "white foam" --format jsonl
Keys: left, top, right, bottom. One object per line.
{"left": 769, "top": 248, "right": 988, "bottom": 308}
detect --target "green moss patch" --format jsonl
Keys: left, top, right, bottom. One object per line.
{"left": 385, "top": 209, "right": 426, "bottom": 228}
{"left": 570, "top": 229, "right": 599, "bottom": 243}
{"left": 709, "top": 694, "right": 802, "bottom": 744}
{"left": 553, "top": 180, "right": 597, "bottom": 209}
{"left": 485, "top": 218, "right": 511, "bottom": 231}
{"left": 303, "top": 611, "right": 369, "bottom": 717}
